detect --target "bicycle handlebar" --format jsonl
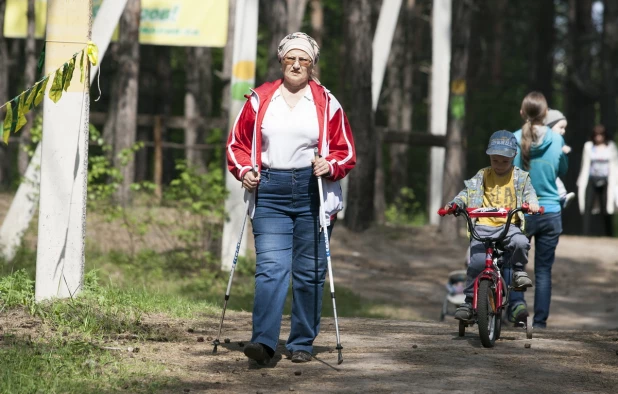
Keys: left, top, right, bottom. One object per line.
{"left": 437, "top": 203, "right": 544, "bottom": 244}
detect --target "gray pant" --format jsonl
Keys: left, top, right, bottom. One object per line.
{"left": 465, "top": 224, "right": 530, "bottom": 302}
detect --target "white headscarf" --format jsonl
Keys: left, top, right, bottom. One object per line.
{"left": 277, "top": 32, "right": 320, "bottom": 65}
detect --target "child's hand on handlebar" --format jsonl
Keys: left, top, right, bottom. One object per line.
{"left": 527, "top": 203, "right": 540, "bottom": 214}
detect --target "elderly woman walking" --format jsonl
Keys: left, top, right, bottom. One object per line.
{"left": 226, "top": 32, "right": 356, "bottom": 366}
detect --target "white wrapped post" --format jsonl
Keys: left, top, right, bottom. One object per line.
{"left": 35, "top": 0, "right": 93, "bottom": 301}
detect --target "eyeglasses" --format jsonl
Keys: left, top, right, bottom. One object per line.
{"left": 282, "top": 56, "right": 312, "bottom": 67}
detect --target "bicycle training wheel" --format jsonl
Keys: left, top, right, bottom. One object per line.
{"left": 459, "top": 320, "right": 465, "bottom": 337}
{"left": 477, "top": 280, "right": 497, "bottom": 348}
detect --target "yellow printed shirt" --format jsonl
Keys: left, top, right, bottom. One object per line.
{"left": 477, "top": 167, "right": 520, "bottom": 227}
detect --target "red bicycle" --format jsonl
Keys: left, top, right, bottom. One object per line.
{"left": 437, "top": 203, "right": 543, "bottom": 347}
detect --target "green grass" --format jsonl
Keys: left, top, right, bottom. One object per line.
{"left": 0, "top": 337, "right": 174, "bottom": 394}
{"left": 0, "top": 244, "right": 401, "bottom": 393}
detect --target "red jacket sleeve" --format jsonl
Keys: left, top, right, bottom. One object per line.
{"left": 325, "top": 104, "right": 356, "bottom": 181}
{"left": 226, "top": 99, "right": 256, "bottom": 181}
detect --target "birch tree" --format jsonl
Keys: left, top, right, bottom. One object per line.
{"left": 439, "top": 0, "right": 474, "bottom": 238}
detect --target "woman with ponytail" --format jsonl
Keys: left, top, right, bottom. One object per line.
{"left": 510, "top": 92, "right": 568, "bottom": 328}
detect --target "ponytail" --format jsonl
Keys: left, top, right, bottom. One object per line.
{"left": 521, "top": 121, "right": 534, "bottom": 170}
{"left": 519, "top": 92, "right": 548, "bottom": 170}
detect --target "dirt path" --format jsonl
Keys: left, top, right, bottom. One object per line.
{"left": 329, "top": 225, "right": 618, "bottom": 330}
{"left": 159, "top": 225, "right": 618, "bottom": 393}
{"left": 2, "top": 207, "right": 618, "bottom": 392}
{"left": 171, "top": 316, "right": 617, "bottom": 394}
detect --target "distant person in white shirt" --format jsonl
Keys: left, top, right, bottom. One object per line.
{"left": 577, "top": 124, "right": 618, "bottom": 236}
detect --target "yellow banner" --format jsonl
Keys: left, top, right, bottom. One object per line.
{"left": 4, "top": 0, "right": 48, "bottom": 39}
{"left": 4, "top": 0, "right": 228, "bottom": 48}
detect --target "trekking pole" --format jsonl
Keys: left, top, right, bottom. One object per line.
{"left": 213, "top": 166, "right": 258, "bottom": 354}
{"left": 314, "top": 148, "right": 343, "bottom": 364}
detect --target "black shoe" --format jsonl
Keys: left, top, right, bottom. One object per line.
{"left": 244, "top": 342, "right": 272, "bottom": 365}
{"left": 290, "top": 350, "right": 312, "bottom": 363}
{"left": 454, "top": 303, "right": 473, "bottom": 321}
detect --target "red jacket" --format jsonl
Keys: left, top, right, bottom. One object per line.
{"left": 227, "top": 79, "right": 356, "bottom": 182}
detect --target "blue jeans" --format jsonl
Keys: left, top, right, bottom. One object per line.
{"left": 508, "top": 212, "right": 562, "bottom": 328}
{"left": 250, "top": 167, "right": 332, "bottom": 355}
{"left": 465, "top": 224, "right": 529, "bottom": 302}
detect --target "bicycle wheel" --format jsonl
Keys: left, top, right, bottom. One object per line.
{"left": 459, "top": 321, "right": 465, "bottom": 337}
{"left": 477, "top": 279, "right": 497, "bottom": 348}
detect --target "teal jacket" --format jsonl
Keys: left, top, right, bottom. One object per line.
{"left": 448, "top": 166, "right": 539, "bottom": 233}
{"left": 513, "top": 127, "right": 568, "bottom": 212}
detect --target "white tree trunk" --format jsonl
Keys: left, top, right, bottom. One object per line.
{"left": 428, "top": 0, "right": 452, "bottom": 225}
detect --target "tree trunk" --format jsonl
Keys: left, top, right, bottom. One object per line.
{"left": 154, "top": 46, "right": 174, "bottom": 184}
{"left": 18, "top": 0, "right": 36, "bottom": 176}
{"left": 185, "top": 47, "right": 212, "bottom": 172}
{"left": 309, "top": 0, "right": 323, "bottom": 78}
{"left": 220, "top": 0, "right": 236, "bottom": 174}
{"left": 286, "top": 0, "right": 308, "bottom": 33}
{"left": 601, "top": 0, "right": 618, "bottom": 138}
{"left": 0, "top": 0, "right": 9, "bottom": 185}
{"left": 221, "top": 0, "right": 236, "bottom": 120}
{"left": 388, "top": 0, "right": 415, "bottom": 203}
{"left": 134, "top": 44, "right": 156, "bottom": 184}
{"left": 343, "top": 0, "right": 374, "bottom": 232}
{"left": 490, "top": 0, "right": 506, "bottom": 84}
{"left": 562, "top": 0, "right": 596, "bottom": 234}
{"left": 531, "top": 0, "right": 555, "bottom": 102}
{"left": 135, "top": 128, "right": 148, "bottom": 182}
{"left": 112, "top": 0, "right": 141, "bottom": 204}
{"left": 264, "top": 0, "right": 288, "bottom": 82}
{"left": 263, "top": 0, "right": 308, "bottom": 83}
{"left": 102, "top": 43, "right": 119, "bottom": 159}
{"left": 439, "top": 0, "right": 473, "bottom": 238}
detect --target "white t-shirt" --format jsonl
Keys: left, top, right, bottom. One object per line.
{"left": 590, "top": 144, "right": 611, "bottom": 178}
{"left": 260, "top": 86, "right": 320, "bottom": 169}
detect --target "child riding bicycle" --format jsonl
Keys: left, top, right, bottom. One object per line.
{"left": 443, "top": 130, "right": 540, "bottom": 322}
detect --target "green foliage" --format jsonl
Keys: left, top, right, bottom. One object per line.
{"left": 385, "top": 187, "right": 427, "bottom": 226}
{"left": 87, "top": 125, "right": 159, "bottom": 253}
{"left": 162, "top": 160, "right": 228, "bottom": 268}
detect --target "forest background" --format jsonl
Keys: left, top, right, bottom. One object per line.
{"left": 0, "top": 0, "right": 616, "bottom": 248}
{"left": 0, "top": 1, "right": 617, "bottom": 392}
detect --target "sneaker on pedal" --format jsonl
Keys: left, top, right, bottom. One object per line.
{"left": 508, "top": 303, "right": 529, "bottom": 326}
{"left": 454, "top": 303, "right": 473, "bottom": 321}
{"left": 512, "top": 271, "right": 533, "bottom": 291}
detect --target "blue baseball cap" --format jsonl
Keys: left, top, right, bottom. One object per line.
{"left": 486, "top": 130, "right": 518, "bottom": 158}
